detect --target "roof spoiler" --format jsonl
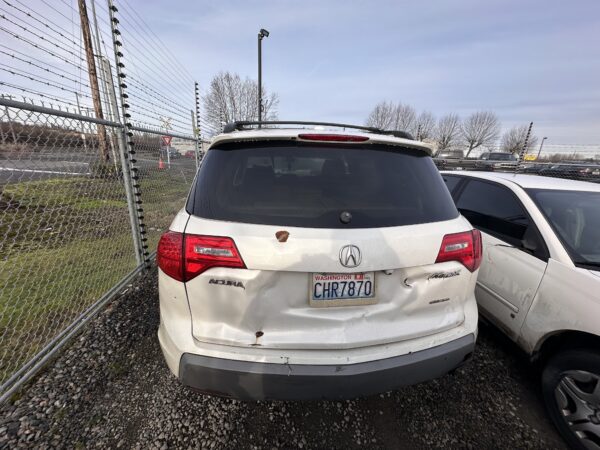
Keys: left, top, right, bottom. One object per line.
{"left": 222, "top": 121, "right": 414, "bottom": 140}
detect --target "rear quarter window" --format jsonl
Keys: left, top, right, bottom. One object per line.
{"left": 187, "top": 141, "right": 458, "bottom": 228}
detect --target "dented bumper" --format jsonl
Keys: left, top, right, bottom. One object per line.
{"left": 178, "top": 333, "right": 475, "bottom": 400}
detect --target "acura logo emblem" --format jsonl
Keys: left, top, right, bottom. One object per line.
{"left": 339, "top": 245, "right": 361, "bottom": 268}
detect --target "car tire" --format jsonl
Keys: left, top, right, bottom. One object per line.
{"left": 541, "top": 349, "right": 600, "bottom": 450}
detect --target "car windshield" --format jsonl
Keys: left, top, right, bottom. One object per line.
{"left": 188, "top": 141, "right": 458, "bottom": 228}
{"left": 527, "top": 189, "right": 600, "bottom": 268}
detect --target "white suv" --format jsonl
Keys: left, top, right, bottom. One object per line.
{"left": 443, "top": 171, "right": 600, "bottom": 449}
{"left": 157, "top": 121, "right": 481, "bottom": 400}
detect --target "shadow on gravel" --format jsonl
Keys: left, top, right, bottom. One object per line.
{"left": 0, "top": 268, "right": 567, "bottom": 449}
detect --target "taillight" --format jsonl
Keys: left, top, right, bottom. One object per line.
{"left": 157, "top": 231, "right": 184, "bottom": 281}
{"left": 435, "top": 230, "right": 482, "bottom": 272}
{"left": 157, "top": 232, "right": 245, "bottom": 282}
{"left": 184, "top": 235, "right": 245, "bottom": 280}
{"left": 297, "top": 133, "right": 369, "bottom": 142}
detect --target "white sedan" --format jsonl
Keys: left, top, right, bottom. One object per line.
{"left": 442, "top": 171, "right": 600, "bottom": 450}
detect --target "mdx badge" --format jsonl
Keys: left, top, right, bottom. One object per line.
{"left": 339, "top": 245, "right": 361, "bottom": 268}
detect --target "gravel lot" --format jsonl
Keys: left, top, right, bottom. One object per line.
{"left": 0, "top": 268, "right": 568, "bottom": 449}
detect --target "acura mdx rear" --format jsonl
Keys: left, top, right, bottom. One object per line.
{"left": 157, "top": 125, "right": 480, "bottom": 400}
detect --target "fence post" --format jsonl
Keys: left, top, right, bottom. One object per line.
{"left": 108, "top": 0, "right": 150, "bottom": 266}
{"left": 194, "top": 82, "right": 201, "bottom": 170}
{"left": 102, "top": 57, "right": 143, "bottom": 266}
{"left": 516, "top": 121, "right": 533, "bottom": 173}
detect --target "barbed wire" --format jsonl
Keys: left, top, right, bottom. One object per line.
{"left": 0, "top": 13, "right": 86, "bottom": 63}
{"left": 1, "top": 1, "right": 81, "bottom": 48}
{"left": 0, "top": 48, "right": 93, "bottom": 91}
{"left": 126, "top": 76, "right": 194, "bottom": 116}
{"left": 0, "top": 64, "right": 93, "bottom": 99}
{"left": 0, "top": 43, "right": 86, "bottom": 79}
{"left": 116, "top": 2, "right": 195, "bottom": 85}
{"left": 0, "top": 81, "right": 94, "bottom": 110}
{"left": 0, "top": 25, "right": 88, "bottom": 72}
{"left": 0, "top": 0, "right": 210, "bottom": 136}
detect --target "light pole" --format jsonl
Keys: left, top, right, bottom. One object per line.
{"left": 536, "top": 136, "right": 548, "bottom": 160}
{"left": 258, "top": 28, "right": 269, "bottom": 125}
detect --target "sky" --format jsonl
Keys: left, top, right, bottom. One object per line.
{"left": 132, "top": 0, "right": 600, "bottom": 145}
{"left": 9, "top": 0, "right": 600, "bottom": 146}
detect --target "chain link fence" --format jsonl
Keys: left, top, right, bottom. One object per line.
{"left": 0, "top": 0, "right": 205, "bottom": 401}
{"left": 0, "top": 98, "right": 198, "bottom": 402}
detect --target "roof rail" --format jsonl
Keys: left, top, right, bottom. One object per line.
{"left": 222, "top": 121, "right": 414, "bottom": 140}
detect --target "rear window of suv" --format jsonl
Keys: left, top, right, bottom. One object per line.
{"left": 187, "top": 141, "right": 458, "bottom": 228}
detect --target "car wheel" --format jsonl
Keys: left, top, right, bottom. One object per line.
{"left": 542, "top": 349, "right": 600, "bottom": 450}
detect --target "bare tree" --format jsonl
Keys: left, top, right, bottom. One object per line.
{"left": 462, "top": 111, "right": 500, "bottom": 157}
{"left": 203, "top": 71, "right": 278, "bottom": 133}
{"left": 500, "top": 125, "right": 538, "bottom": 155}
{"left": 365, "top": 101, "right": 395, "bottom": 129}
{"left": 415, "top": 111, "right": 436, "bottom": 140}
{"left": 393, "top": 103, "right": 417, "bottom": 134}
{"left": 434, "top": 113, "right": 462, "bottom": 152}
{"left": 366, "top": 101, "right": 417, "bottom": 134}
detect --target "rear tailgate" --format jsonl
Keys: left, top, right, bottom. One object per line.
{"left": 184, "top": 216, "right": 477, "bottom": 349}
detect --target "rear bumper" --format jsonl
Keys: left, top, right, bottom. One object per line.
{"left": 178, "top": 333, "right": 475, "bottom": 400}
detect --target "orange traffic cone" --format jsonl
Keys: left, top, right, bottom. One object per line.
{"left": 158, "top": 157, "right": 165, "bottom": 170}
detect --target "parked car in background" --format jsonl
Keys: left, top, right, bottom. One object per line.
{"left": 184, "top": 150, "right": 196, "bottom": 159}
{"left": 520, "top": 162, "right": 547, "bottom": 174}
{"left": 559, "top": 163, "right": 600, "bottom": 182}
{"left": 475, "top": 152, "right": 518, "bottom": 171}
{"left": 156, "top": 121, "right": 481, "bottom": 401}
{"left": 537, "top": 162, "right": 600, "bottom": 182}
{"left": 434, "top": 150, "right": 465, "bottom": 170}
{"left": 442, "top": 171, "right": 600, "bottom": 450}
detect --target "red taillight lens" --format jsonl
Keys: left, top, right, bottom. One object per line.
{"left": 435, "top": 230, "right": 482, "bottom": 272}
{"left": 157, "top": 232, "right": 245, "bottom": 282}
{"left": 184, "top": 235, "right": 245, "bottom": 280}
{"left": 297, "top": 133, "right": 369, "bottom": 142}
{"left": 157, "top": 231, "right": 184, "bottom": 281}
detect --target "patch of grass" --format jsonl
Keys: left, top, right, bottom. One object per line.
{"left": 0, "top": 234, "right": 137, "bottom": 382}
{"left": 9, "top": 389, "right": 23, "bottom": 404}
{"left": 0, "top": 170, "right": 193, "bottom": 385}
{"left": 108, "top": 360, "right": 129, "bottom": 378}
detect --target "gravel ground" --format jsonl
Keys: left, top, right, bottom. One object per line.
{"left": 0, "top": 268, "right": 568, "bottom": 449}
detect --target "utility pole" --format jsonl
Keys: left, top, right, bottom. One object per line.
{"left": 78, "top": 0, "right": 109, "bottom": 162}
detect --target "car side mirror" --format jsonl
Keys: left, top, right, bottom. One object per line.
{"left": 520, "top": 226, "right": 548, "bottom": 260}
{"left": 521, "top": 236, "right": 538, "bottom": 253}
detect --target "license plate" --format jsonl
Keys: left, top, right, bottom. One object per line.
{"left": 310, "top": 272, "right": 376, "bottom": 307}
